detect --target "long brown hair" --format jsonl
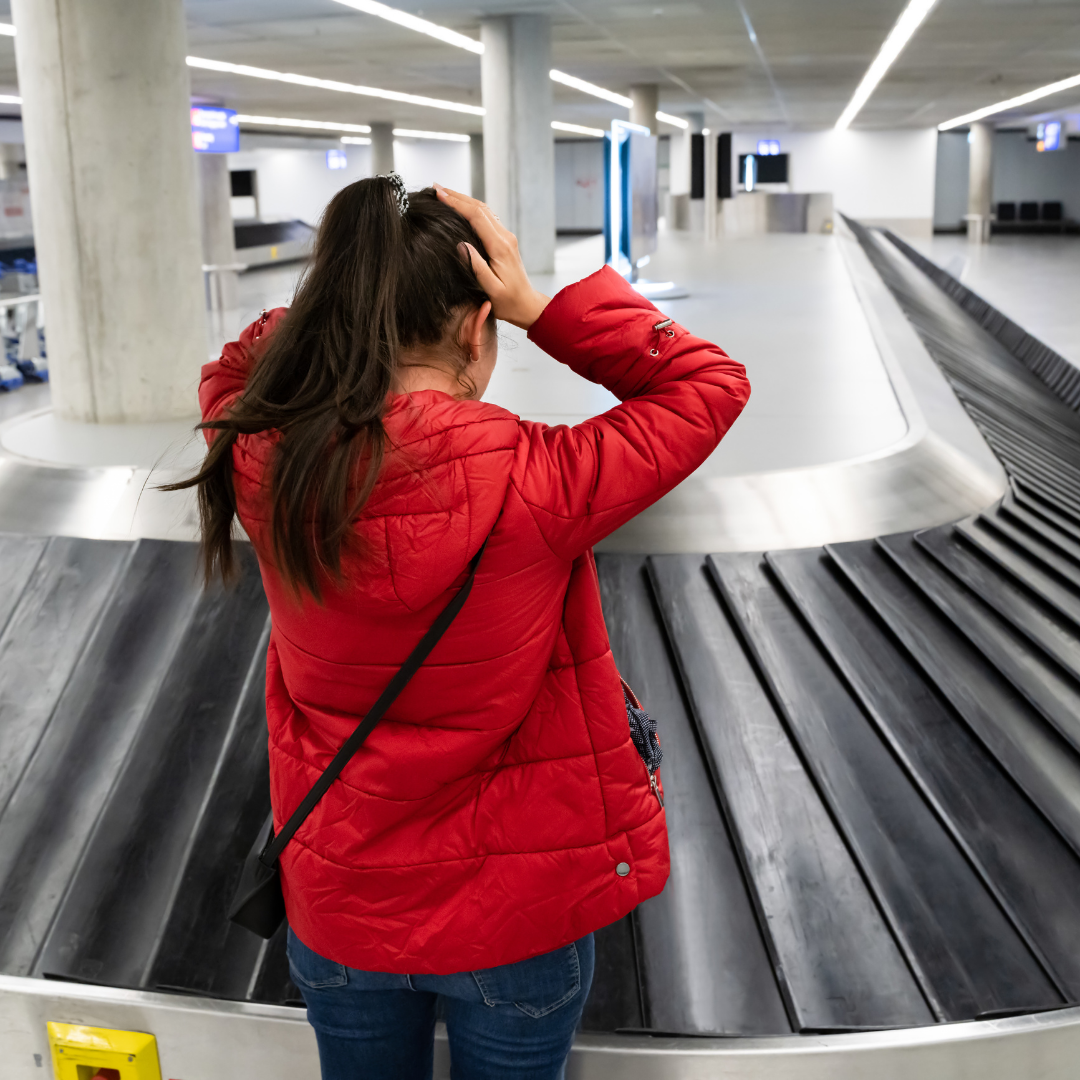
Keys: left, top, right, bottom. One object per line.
{"left": 166, "top": 178, "right": 491, "bottom": 599}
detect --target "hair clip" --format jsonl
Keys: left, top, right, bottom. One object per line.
{"left": 377, "top": 172, "right": 409, "bottom": 217}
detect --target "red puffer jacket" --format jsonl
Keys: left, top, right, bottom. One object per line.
{"left": 200, "top": 265, "right": 749, "bottom": 974}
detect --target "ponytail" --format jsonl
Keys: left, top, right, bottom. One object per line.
{"left": 165, "top": 177, "right": 491, "bottom": 600}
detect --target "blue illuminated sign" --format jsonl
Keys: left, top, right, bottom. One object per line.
{"left": 1037, "top": 121, "right": 1064, "bottom": 152}
{"left": 756, "top": 139, "right": 780, "bottom": 156}
{"left": 326, "top": 148, "right": 348, "bottom": 170}
{"left": 191, "top": 107, "right": 239, "bottom": 153}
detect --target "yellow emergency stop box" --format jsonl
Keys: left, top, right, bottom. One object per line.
{"left": 46, "top": 1022, "right": 162, "bottom": 1080}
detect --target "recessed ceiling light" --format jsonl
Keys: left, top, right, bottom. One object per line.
{"left": 235, "top": 114, "right": 372, "bottom": 134}
{"left": 550, "top": 70, "right": 633, "bottom": 109}
{"left": 551, "top": 121, "right": 605, "bottom": 137}
{"left": 0, "top": 95, "right": 20, "bottom": 105}
{"left": 340, "top": 136, "right": 373, "bottom": 145}
{"left": 392, "top": 128, "right": 470, "bottom": 142}
{"left": 327, "top": 0, "right": 483, "bottom": 54}
{"left": 186, "top": 56, "right": 485, "bottom": 116}
{"left": 835, "top": 0, "right": 939, "bottom": 131}
{"left": 938, "top": 72, "right": 1080, "bottom": 130}
{"left": 655, "top": 111, "right": 689, "bottom": 129}
{"left": 0, "top": 24, "right": 14, "bottom": 37}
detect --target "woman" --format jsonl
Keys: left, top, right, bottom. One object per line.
{"left": 187, "top": 175, "right": 749, "bottom": 1078}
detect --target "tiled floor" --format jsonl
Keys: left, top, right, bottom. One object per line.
{"left": 913, "top": 234, "right": 1080, "bottom": 368}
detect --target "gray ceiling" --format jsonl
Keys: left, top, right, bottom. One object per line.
{"left": 1, "top": 0, "right": 1080, "bottom": 134}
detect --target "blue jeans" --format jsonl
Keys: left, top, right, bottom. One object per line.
{"left": 287, "top": 928, "right": 595, "bottom": 1080}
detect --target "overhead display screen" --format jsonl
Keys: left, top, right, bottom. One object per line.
{"left": 191, "top": 107, "right": 240, "bottom": 153}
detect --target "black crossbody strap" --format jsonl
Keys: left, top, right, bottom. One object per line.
{"left": 260, "top": 537, "right": 488, "bottom": 867}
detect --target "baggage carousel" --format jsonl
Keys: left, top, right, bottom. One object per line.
{"left": 0, "top": 221, "right": 1079, "bottom": 1077}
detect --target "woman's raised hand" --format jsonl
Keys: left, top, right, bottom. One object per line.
{"left": 434, "top": 184, "right": 550, "bottom": 331}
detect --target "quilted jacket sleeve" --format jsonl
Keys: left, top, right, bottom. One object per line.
{"left": 515, "top": 264, "right": 750, "bottom": 559}
{"left": 198, "top": 307, "right": 289, "bottom": 443}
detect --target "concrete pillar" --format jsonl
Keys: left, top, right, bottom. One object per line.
{"left": 469, "top": 133, "right": 484, "bottom": 202}
{"left": 11, "top": 0, "right": 206, "bottom": 423}
{"left": 480, "top": 14, "right": 555, "bottom": 274}
{"left": 630, "top": 84, "right": 658, "bottom": 133}
{"left": 370, "top": 122, "right": 395, "bottom": 176}
{"left": 0, "top": 144, "right": 21, "bottom": 180}
{"left": 704, "top": 127, "right": 719, "bottom": 240}
{"left": 967, "top": 121, "right": 994, "bottom": 244}
{"left": 197, "top": 153, "right": 239, "bottom": 314}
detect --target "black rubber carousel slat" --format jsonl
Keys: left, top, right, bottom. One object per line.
{"left": 979, "top": 512, "right": 1080, "bottom": 592}
{"left": 249, "top": 921, "right": 303, "bottom": 1006}
{"left": 768, "top": 546, "right": 1080, "bottom": 1000}
{"left": 828, "top": 539, "right": 1080, "bottom": 858}
{"left": 147, "top": 619, "right": 277, "bottom": 1003}
{"left": 989, "top": 453, "right": 1080, "bottom": 524}
{"left": 1012, "top": 481, "right": 1080, "bottom": 542}
{"left": 597, "top": 553, "right": 787, "bottom": 1035}
{"left": 716, "top": 551, "right": 1058, "bottom": 1021}
{"left": 0, "top": 534, "right": 47, "bottom": 636}
{"left": 877, "top": 532, "right": 1080, "bottom": 754}
{"left": 0, "top": 536, "right": 132, "bottom": 820}
{"left": 915, "top": 526, "right": 1080, "bottom": 681}
{"left": 649, "top": 553, "right": 932, "bottom": 1032}
{"left": 35, "top": 544, "right": 270, "bottom": 989}
{"left": 579, "top": 916, "right": 643, "bottom": 1034}
{"left": 0, "top": 539, "right": 204, "bottom": 976}
{"left": 955, "top": 516, "right": 1080, "bottom": 630}
{"left": 999, "top": 500, "right": 1080, "bottom": 567}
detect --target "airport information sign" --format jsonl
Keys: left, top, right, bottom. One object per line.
{"left": 191, "top": 107, "right": 240, "bottom": 153}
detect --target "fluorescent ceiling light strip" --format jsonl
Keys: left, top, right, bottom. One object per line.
{"left": 235, "top": 114, "right": 372, "bottom": 133}
{"left": 328, "top": 0, "right": 483, "bottom": 54}
{"left": 0, "top": 24, "right": 14, "bottom": 37}
{"left": 835, "top": 0, "right": 939, "bottom": 131}
{"left": 186, "top": 56, "right": 485, "bottom": 116}
{"left": 341, "top": 136, "right": 373, "bottom": 144}
{"left": 0, "top": 95, "right": 21, "bottom": 105}
{"left": 938, "top": 72, "right": 1080, "bottom": 130}
{"left": 550, "top": 69, "right": 632, "bottom": 109}
{"left": 655, "top": 111, "right": 688, "bottom": 129}
{"left": 393, "top": 128, "right": 470, "bottom": 141}
{"left": 552, "top": 120, "right": 605, "bottom": 137}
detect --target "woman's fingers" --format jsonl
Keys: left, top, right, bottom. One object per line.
{"left": 439, "top": 184, "right": 549, "bottom": 329}
{"left": 459, "top": 243, "right": 502, "bottom": 298}
{"left": 435, "top": 185, "right": 510, "bottom": 249}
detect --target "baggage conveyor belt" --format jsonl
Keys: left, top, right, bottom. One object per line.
{"left": 2, "top": 222, "right": 1080, "bottom": 1076}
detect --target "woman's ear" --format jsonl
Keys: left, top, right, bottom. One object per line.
{"left": 463, "top": 300, "right": 493, "bottom": 363}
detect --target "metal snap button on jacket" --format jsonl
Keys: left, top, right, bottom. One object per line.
{"left": 616, "top": 862, "right": 630, "bottom": 877}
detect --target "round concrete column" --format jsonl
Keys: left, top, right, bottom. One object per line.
{"left": 11, "top": 0, "right": 207, "bottom": 423}
{"left": 967, "top": 121, "right": 994, "bottom": 244}
{"left": 197, "top": 152, "right": 239, "bottom": 316}
{"left": 469, "top": 133, "right": 484, "bottom": 202}
{"left": 630, "top": 84, "right": 658, "bottom": 133}
{"left": 0, "top": 143, "right": 21, "bottom": 180}
{"left": 370, "top": 122, "right": 395, "bottom": 176}
{"left": 480, "top": 14, "right": 555, "bottom": 274}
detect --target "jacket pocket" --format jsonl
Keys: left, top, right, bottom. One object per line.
{"left": 287, "top": 929, "right": 349, "bottom": 989}
{"left": 471, "top": 941, "right": 582, "bottom": 1018}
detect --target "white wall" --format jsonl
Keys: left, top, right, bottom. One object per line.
{"left": 935, "top": 128, "right": 1080, "bottom": 229}
{"left": 731, "top": 128, "right": 938, "bottom": 234}
{"left": 226, "top": 138, "right": 471, "bottom": 225}
{"left": 668, "top": 128, "right": 690, "bottom": 196}
{"left": 393, "top": 139, "right": 471, "bottom": 196}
